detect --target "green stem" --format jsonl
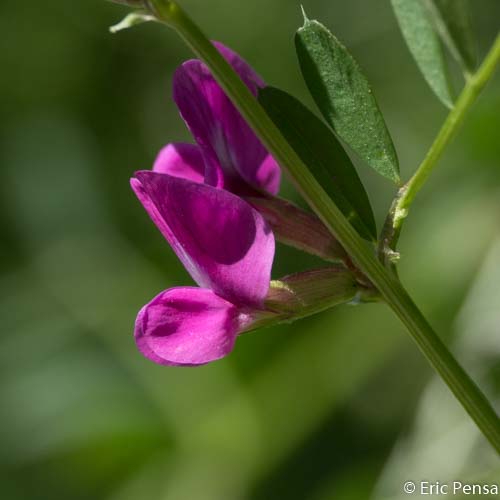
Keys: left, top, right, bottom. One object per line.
{"left": 144, "top": 0, "right": 500, "bottom": 452}
{"left": 381, "top": 33, "right": 500, "bottom": 261}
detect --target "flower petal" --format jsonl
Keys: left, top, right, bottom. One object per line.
{"left": 173, "top": 42, "right": 281, "bottom": 195}
{"left": 153, "top": 143, "right": 205, "bottom": 183}
{"left": 135, "top": 287, "right": 249, "bottom": 366}
{"left": 131, "top": 171, "right": 275, "bottom": 306}
{"left": 213, "top": 41, "right": 265, "bottom": 92}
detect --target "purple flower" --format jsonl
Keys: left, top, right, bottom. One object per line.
{"left": 130, "top": 43, "right": 283, "bottom": 366}
{"left": 154, "top": 41, "right": 281, "bottom": 195}
{"left": 131, "top": 172, "right": 275, "bottom": 366}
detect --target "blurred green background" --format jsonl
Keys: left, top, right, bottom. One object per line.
{"left": 1, "top": 1, "right": 499, "bottom": 499}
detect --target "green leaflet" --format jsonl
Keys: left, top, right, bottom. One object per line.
{"left": 427, "top": 0, "right": 476, "bottom": 75}
{"left": 259, "top": 86, "right": 377, "bottom": 241}
{"left": 391, "top": 0, "right": 454, "bottom": 108}
{"left": 295, "top": 16, "right": 400, "bottom": 184}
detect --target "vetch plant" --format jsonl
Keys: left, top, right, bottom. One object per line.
{"left": 131, "top": 42, "right": 365, "bottom": 365}
{"left": 108, "top": 0, "right": 500, "bottom": 452}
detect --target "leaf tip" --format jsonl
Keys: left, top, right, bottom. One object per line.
{"left": 109, "top": 11, "right": 153, "bottom": 34}
{"left": 443, "top": 96, "right": 454, "bottom": 110}
{"left": 300, "top": 5, "right": 310, "bottom": 26}
{"left": 384, "top": 159, "right": 401, "bottom": 185}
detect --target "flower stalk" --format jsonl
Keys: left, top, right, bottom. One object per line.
{"left": 115, "top": 0, "right": 500, "bottom": 452}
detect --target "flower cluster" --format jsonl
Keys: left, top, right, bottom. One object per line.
{"left": 132, "top": 43, "right": 282, "bottom": 366}
{"left": 132, "top": 42, "right": 358, "bottom": 366}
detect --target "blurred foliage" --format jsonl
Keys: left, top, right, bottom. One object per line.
{"left": 0, "top": 1, "right": 499, "bottom": 499}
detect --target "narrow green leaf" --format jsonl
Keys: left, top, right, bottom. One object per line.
{"left": 391, "top": 0, "right": 454, "bottom": 108}
{"left": 259, "top": 86, "right": 377, "bottom": 241}
{"left": 295, "top": 17, "right": 400, "bottom": 183}
{"left": 426, "top": 0, "right": 476, "bottom": 75}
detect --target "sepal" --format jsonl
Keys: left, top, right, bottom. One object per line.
{"left": 246, "top": 196, "right": 347, "bottom": 263}
{"left": 265, "top": 266, "right": 361, "bottom": 318}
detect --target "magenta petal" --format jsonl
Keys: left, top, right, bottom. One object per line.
{"left": 212, "top": 41, "right": 265, "bottom": 94}
{"left": 135, "top": 287, "right": 249, "bottom": 366}
{"left": 131, "top": 171, "right": 274, "bottom": 306}
{"left": 173, "top": 42, "right": 281, "bottom": 195}
{"left": 153, "top": 143, "right": 205, "bottom": 183}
